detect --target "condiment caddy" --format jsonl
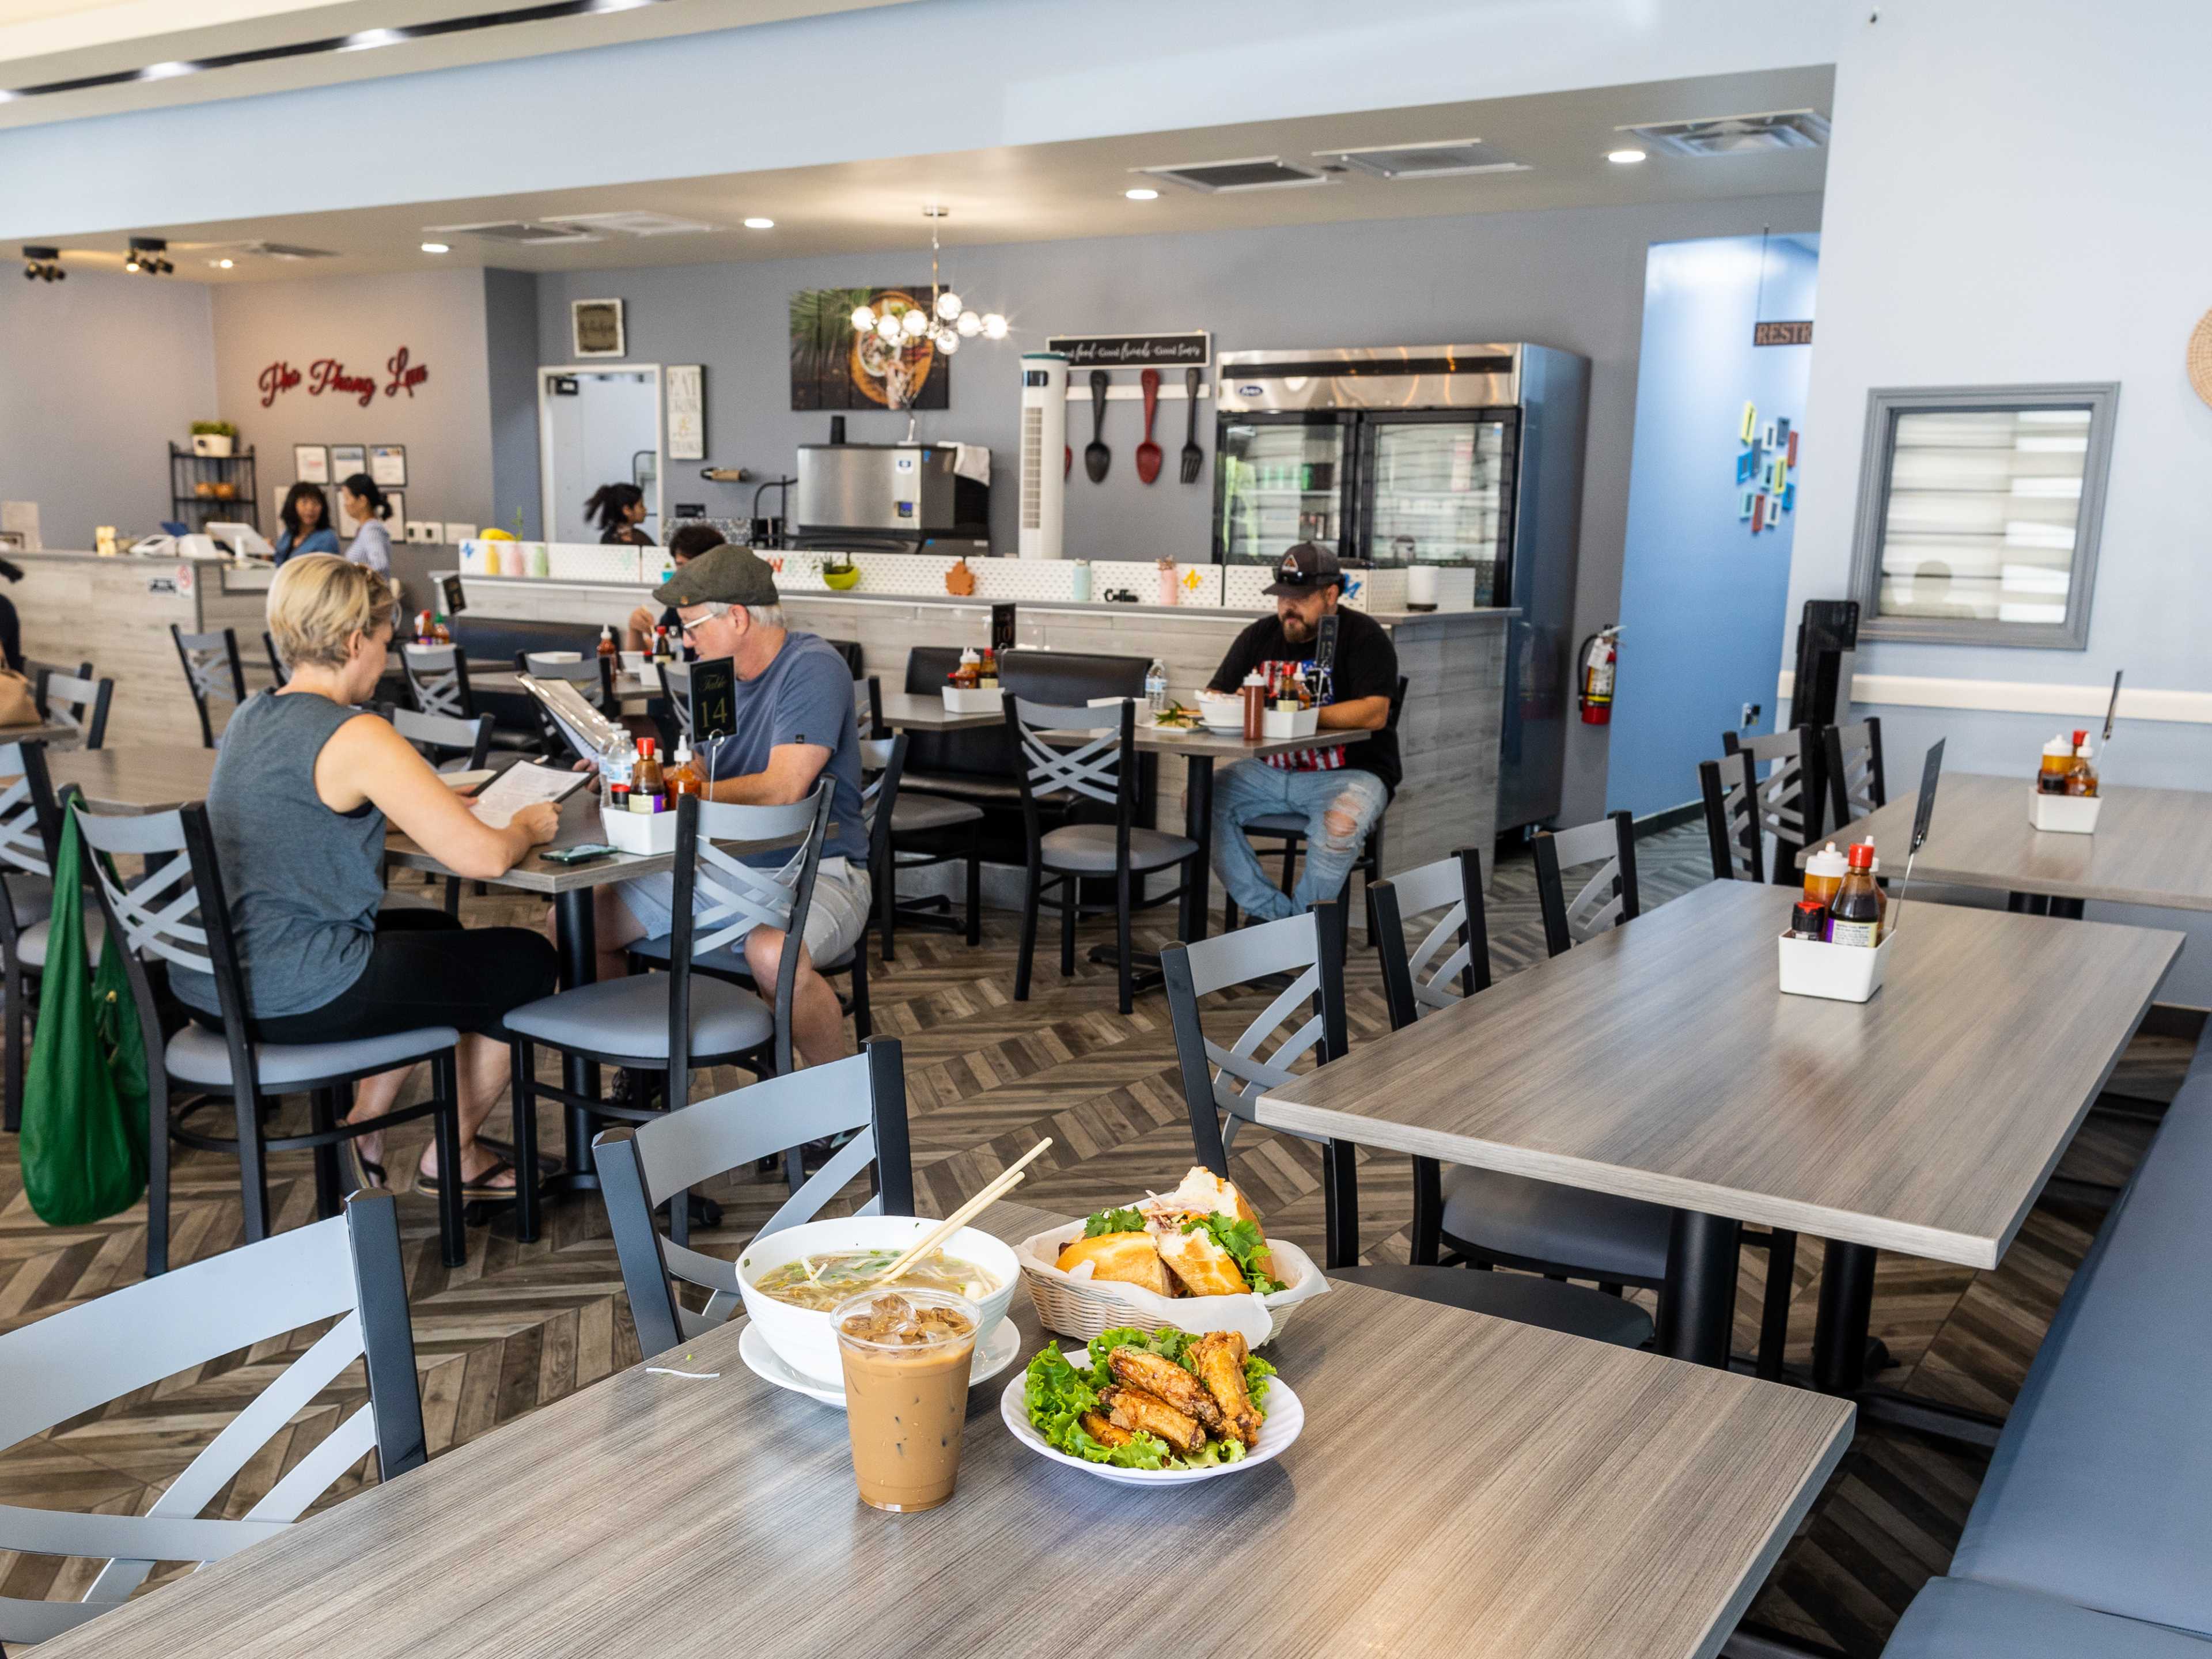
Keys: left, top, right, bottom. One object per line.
{"left": 1778, "top": 839, "right": 1893, "bottom": 1003}
{"left": 2030, "top": 728, "right": 2102, "bottom": 834}
{"left": 941, "top": 645, "right": 1005, "bottom": 713}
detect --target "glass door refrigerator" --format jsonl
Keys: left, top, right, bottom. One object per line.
{"left": 1213, "top": 344, "right": 1589, "bottom": 832}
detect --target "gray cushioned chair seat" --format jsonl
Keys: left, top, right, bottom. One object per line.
{"left": 1884, "top": 1578, "right": 2211, "bottom": 1659}
{"left": 1947, "top": 1050, "right": 2212, "bottom": 1637}
{"left": 1442, "top": 1163, "right": 1675, "bottom": 1284}
{"left": 15, "top": 910, "right": 104, "bottom": 971}
{"left": 899, "top": 770, "right": 1025, "bottom": 805}
{"left": 1040, "top": 823, "right": 1197, "bottom": 874}
{"left": 892, "top": 793, "right": 985, "bottom": 834}
{"left": 1329, "top": 1264, "right": 1652, "bottom": 1349}
{"left": 4, "top": 872, "right": 54, "bottom": 929}
{"left": 627, "top": 932, "right": 855, "bottom": 977}
{"left": 166, "top": 1021, "right": 458, "bottom": 1088}
{"left": 502, "top": 973, "right": 772, "bottom": 1060}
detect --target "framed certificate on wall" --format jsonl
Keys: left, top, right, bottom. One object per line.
{"left": 369, "top": 444, "right": 407, "bottom": 487}
{"left": 573, "top": 298, "right": 626, "bottom": 358}
{"left": 329, "top": 444, "right": 367, "bottom": 480}
{"left": 293, "top": 444, "right": 330, "bottom": 483}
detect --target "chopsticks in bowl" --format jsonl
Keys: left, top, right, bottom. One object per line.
{"left": 880, "top": 1138, "right": 1055, "bottom": 1284}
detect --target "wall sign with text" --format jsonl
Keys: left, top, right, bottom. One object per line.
{"left": 1752, "top": 320, "right": 1814, "bottom": 347}
{"left": 259, "top": 346, "right": 431, "bottom": 408}
{"left": 1044, "top": 331, "right": 1210, "bottom": 369}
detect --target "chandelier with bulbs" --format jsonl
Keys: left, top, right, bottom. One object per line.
{"left": 848, "top": 207, "right": 1006, "bottom": 377}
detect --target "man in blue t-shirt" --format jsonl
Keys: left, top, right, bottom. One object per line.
{"left": 591, "top": 545, "right": 869, "bottom": 1069}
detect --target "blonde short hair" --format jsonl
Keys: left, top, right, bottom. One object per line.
{"left": 267, "top": 554, "right": 395, "bottom": 670}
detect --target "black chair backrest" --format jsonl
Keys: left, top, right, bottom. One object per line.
{"left": 34, "top": 666, "right": 114, "bottom": 749}
{"left": 1005, "top": 695, "right": 1139, "bottom": 862}
{"left": 389, "top": 706, "right": 494, "bottom": 772}
{"left": 400, "top": 643, "right": 478, "bottom": 721}
{"left": 449, "top": 615, "right": 599, "bottom": 664}
{"left": 1369, "top": 847, "right": 1490, "bottom": 1031}
{"left": 1724, "top": 726, "right": 1822, "bottom": 883}
{"left": 171, "top": 625, "right": 248, "bottom": 749}
{"left": 1000, "top": 647, "right": 1149, "bottom": 704}
{"left": 857, "top": 732, "right": 910, "bottom": 882}
{"left": 1532, "top": 809, "right": 1639, "bottom": 957}
{"left": 1823, "top": 718, "right": 1886, "bottom": 833}
{"left": 263, "top": 631, "right": 290, "bottom": 688}
{"left": 825, "top": 638, "right": 866, "bottom": 679}
{"left": 1699, "top": 751, "right": 1763, "bottom": 884}
{"left": 0, "top": 738, "right": 59, "bottom": 956}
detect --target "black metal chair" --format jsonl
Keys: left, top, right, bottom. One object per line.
{"left": 1723, "top": 726, "right": 1823, "bottom": 885}
{"left": 502, "top": 785, "right": 832, "bottom": 1247}
{"left": 594, "top": 1040, "right": 914, "bottom": 1358}
{"left": 33, "top": 664, "right": 113, "bottom": 749}
{"left": 171, "top": 623, "right": 249, "bottom": 749}
{"left": 386, "top": 707, "right": 495, "bottom": 915}
{"left": 1822, "top": 717, "right": 1887, "bottom": 833}
{"left": 69, "top": 793, "right": 469, "bottom": 1275}
{"left": 1699, "top": 749, "right": 1763, "bottom": 883}
{"left": 1006, "top": 695, "right": 1199, "bottom": 1016}
{"left": 1532, "top": 809, "right": 1639, "bottom": 957}
{"left": 867, "top": 671, "right": 984, "bottom": 955}
{"left": 0, "top": 737, "right": 64, "bottom": 1134}
{"left": 1159, "top": 904, "right": 1652, "bottom": 1348}
{"left": 1222, "top": 675, "right": 1410, "bottom": 938}
{"left": 263, "top": 630, "right": 290, "bottom": 687}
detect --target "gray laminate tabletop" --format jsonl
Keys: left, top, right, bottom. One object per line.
{"left": 874, "top": 689, "right": 1373, "bottom": 761}
{"left": 48, "top": 747, "right": 217, "bottom": 813}
{"left": 1259, "top": 880, "right": 2180, "bottom": 1269}
{"left": 1, "top": 718, "right": 85, "bottom": 751}
{"left": 384, "top": 789, "right": 805, "bottom": 895}
{"left": 42, "top": 1199, "right": 1853, "bottom": 1659}
{"left": 1815, "top": 771, "right": 2212, "bottom": 911}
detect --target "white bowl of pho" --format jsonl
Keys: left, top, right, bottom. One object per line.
{"left": 738, "top": 1215, "right": 1020, "bottom": 1387}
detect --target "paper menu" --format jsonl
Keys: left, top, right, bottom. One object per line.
{"left": 468, "top": 761, "right": 590, "bottom": 828}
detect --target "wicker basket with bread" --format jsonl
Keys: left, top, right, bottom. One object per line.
{"left": 1015, "top": 1167, "right": 1328, "bottom": 1346}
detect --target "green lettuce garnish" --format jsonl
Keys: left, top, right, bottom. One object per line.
{"left": 1082, "top": 1206, "right": 1147, "bottom": 1237}
{"left": 1179, "top": 1214, "right": 1286, "bottom": 1297}
{"left": 1022, "top": 1324, "right": 1267, "bottom": 1471}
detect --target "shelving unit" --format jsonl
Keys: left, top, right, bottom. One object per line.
{"left": 168, "top": 444, "right": 259, "bottom": 531}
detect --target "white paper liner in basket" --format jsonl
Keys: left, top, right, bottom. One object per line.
{"left": 1015, "top": 1222, "right": 1328, "bottom": 1348}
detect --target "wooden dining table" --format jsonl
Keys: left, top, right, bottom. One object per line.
{"left": 1256, "top": 879, "right": 2179, "bottom": 1427}
{"left": 47, "top": 745, "right": 216, "bottom": 813}
{"left": 1819, "top": 770, "right": 2212, "bottom": 916}
{"left": 39, "top": 1200, "right": 1854, "bottom": 1659}
{"left": 2, "top": 716, "right": 85, "bottom": 751}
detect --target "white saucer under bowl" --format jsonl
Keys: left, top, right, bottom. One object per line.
{"left": 738, "top": 1316, "right": 1024, "bottom": 1410}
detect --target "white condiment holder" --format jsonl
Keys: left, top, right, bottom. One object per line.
{"left": 942, "top": 685, "right": 1004, "bottom": 713}
{"left": 599, "top": 801, "right": 679, "bottom": 855}
{"left": 1778, "top": 929, "right": 1893, "bottom": 1003}
{"left": 2030, "top": 790, "right": 2102, "bottom": 834}
{"left": 1262, "top": 704, "right": 1319, "bottom": 740}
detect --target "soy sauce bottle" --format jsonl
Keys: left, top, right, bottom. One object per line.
{"left": 1826, "top": 842, "right": 1883, "bottom": 948}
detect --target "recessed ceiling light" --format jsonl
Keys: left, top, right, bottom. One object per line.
{"left": 420, "top": 241, "right": 450, "bottom": 253}
{"left": 1124, "top": 188, "right": 1160, "bottom": 201}
{"left": 215, "top": 258, "right": 233, "bottom": 269}
{"left": 743, "top": 217, "right": 775, "bottom": 230}
{"left": 1607, "top": 148, "right": 1647, "bottom": 165}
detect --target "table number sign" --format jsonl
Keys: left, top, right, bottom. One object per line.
{"left": 1891, "top": 739, "right": 1945, "bottom": 932}
{"left": 689, "top": 656, "right": 736, "bottom": 742}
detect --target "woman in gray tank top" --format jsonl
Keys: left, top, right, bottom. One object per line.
{"left": 172, "top": 555, "right": 562, "bottom": 1199}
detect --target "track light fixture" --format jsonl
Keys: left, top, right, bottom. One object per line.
{"left": 21, "top": 245, "right": 64, "bottom": 282}
{"left": 125, "top": 236, "right": 173, "bottom": 275}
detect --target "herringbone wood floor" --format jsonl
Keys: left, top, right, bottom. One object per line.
{"left": 0, "top": 825, "right": 2185, "bottom": 1656}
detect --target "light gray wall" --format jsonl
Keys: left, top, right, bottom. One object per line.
{"left": 534, "top": 191, "right": 1823, "bottom": 823}
{"left": 0, "top": 268, "right": 215, "bottom": 549}
{"left": 210, "top": 268, "right": 496, "bottom": 537}
{"left": 483, "top": 267, "right": 543, "bottom": 540}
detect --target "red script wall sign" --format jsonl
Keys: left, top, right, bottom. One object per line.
{"left": 258, "top": 347, "right": 431, "bottom": 408}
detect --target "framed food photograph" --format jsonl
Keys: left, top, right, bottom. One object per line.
{"left": 329, "top": 443, "right": 367, "bottom": 481}
{"left": 293, "top": 444, "right": 331, "bottom": 484}
{"left": 573, "top": 298, "right": 626, "bottom": 359}
{"left": 789, "top": 285, "right": 949, "bottom": 411}
{"left": 369, "top": 444, "right": 407, "bottom": 487}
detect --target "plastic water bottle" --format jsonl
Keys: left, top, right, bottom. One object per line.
{"left": 600, "top": 730, "right": 637, "bottom": 796}
{"left": 1145, "top": 658, "right": 1169, "bottom": 715}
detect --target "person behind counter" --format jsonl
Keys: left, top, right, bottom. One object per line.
{"left": 624, "top": 521, "right": 726, "bottom": 650}
{"left": 584, "top": 545, "right": 870, "bottom": 1072}
{"left": 168, "top": 554, "right": 562, "bottom": 1199}
{"left": 272, "top": 482, "right": 340, "bottom": 566}
{"left": 337, "top": 473, "right": 394, "bottom": 575}
{"left": 1203, "top": 542, "right": 1397, "bottom": 922}
{"left": 586, "top": 482, "right": 654, "bottom": 548}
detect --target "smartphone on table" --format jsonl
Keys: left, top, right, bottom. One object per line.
{"left": 541, "top": 843, "right": 619, "bottom": 865}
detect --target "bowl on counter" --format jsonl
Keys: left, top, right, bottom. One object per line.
{"left": 1196, "top": 692, "right": 1245, "bottom": 734}
{"left": 737, "top": 1215, "right": 1020, "bottom": 1387}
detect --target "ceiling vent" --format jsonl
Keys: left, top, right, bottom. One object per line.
{"left": 424, "top": 220, "right": 604, "bottom": 245}
{"left": 1134, "top": 156, "right": 1331, "bottom": 194}
{"left": 543, "top": 210, "right": 717, "bottom": 237}
{"left": 236, "top": 240, "right": 339, "bottom": 260}
{"left": 1310, "top": 138, "right": 1529, "bottom": 180}
{"left": 1621, "top": 109, "right": 1831, "bottom": 157}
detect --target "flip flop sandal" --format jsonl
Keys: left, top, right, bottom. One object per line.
{"left": 417, "top": 1157, "right": 523, "bottom": 1200}
{"left": 347, "top": 1139, "right": 389, "bottom": 1192}
{"left": 472, "top": 1135, "right": 563, "bottom": 1176}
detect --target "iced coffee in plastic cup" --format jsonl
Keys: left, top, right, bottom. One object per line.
{"left": 832, "top": 1288, "right": 980, "bottom": 1513}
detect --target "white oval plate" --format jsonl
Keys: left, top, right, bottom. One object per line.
{"left": 998, "top": 1350, "right": 1304, "bottom": 1487}
{"left": 738, "top": 1316, "right": 1022, "bottom": 1410}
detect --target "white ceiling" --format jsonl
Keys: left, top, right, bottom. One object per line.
{"left": 22, "top": 66, "right": 1833, "bottom": 280}
{"left": 0, "top": 0, "right": 907, "bottom": 128}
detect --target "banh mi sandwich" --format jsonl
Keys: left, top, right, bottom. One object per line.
{"left": 1059, "top": 1167, "right": 1286, "bottom": 1298}
{"left": 1053, "top": 1229, "right": 1175, "bottom": 1297}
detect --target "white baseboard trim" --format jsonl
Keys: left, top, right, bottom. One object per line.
{"left": 1775, "top": 669, "right": 2212, "bottom": 726}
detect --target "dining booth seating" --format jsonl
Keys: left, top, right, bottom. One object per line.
{"left": 1881, "top": 1037, "right": 2212, "bottom": 1657}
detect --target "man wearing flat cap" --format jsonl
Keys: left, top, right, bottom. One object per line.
{"left": 1202, "top": 543, "right": 1398, "bottom": 923}
{"left": 589, "top": 545, "right": 869, "bottom": 1069}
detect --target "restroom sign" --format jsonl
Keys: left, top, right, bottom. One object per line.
{"left": 1753, "top": 320, "right": 1814, "bottom": 347}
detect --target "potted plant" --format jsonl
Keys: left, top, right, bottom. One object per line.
{"left": 190, "top": 419, "right": 237, "bottom": 459}
{"left": 821, "top": 552, "right": 861, "bottom": 590}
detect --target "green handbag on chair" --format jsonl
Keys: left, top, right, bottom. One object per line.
{"left": 20, "top": 811, "right": 149, "bottom": 1226}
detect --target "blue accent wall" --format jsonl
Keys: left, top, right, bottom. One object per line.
{"left": 1606, "top": 233, "right": 1819, "bottom": 819}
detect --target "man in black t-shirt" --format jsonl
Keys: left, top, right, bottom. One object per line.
{"left": 1204, "top": 543, "right": 1398, "bottom": 924}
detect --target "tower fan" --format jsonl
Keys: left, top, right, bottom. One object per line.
{"left": 1017, "top": 352, "right": 1067, "bottom": 559}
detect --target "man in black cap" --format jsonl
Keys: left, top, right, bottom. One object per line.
{"left": 586, "top": 544, "right": 870, "bottom": 1069}
{"left": 1203, "top": 543, "right": 1398, "bottom": 923}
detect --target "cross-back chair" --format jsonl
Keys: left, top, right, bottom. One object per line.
{"left": 33, "top": 665, "right": 113, "bottom": 749}
{"left": 1722, "top": 725, "right": 1824, "bottom": 885}
{"left": 594, "top": 1039, "right": 914, "bottom": 1358}
{"left": 387, "top": 706, "right": 495, "bottom": 914}
{"left": 0, "top": 737, "right": 63, "bottom": 1134}
{"left": 1699, "top": 749, "right": 1764, "bottom": 883}
{"left": 400, "top": 642, "right": 479, "bottom": 720}
{"left": 170, "top": 624, "right": 249, "bottom": 749}
{"left": 0, "top": 1191, "right": 424, "bottom": 1649}
{"left": 1532, "top": 809, "right": 1639, "bottom": 957}
{"left": 1822, "top": 717, "right": 1886, "bottom": 834}
{"left": 1159, "top": 907, "right": 1652, "bottom": 1348}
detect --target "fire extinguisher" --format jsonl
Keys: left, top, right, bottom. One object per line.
{"left": 1578, "top": 625, "right": 1621, "bottom": 725}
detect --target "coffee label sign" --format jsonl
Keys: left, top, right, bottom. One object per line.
{"left": 259, "top": 346, "right": 430, "bottom": 408}
{"left": 1046, "top": 331, "right": 1210, "bottom": 369}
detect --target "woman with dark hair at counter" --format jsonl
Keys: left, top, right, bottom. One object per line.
{"left": 338, "top": 474, "right": 395, "bottom": 575}
{"left": 623, "top": 521, "right": 725, "bottom": 650}
{"left": 272, "top": 482, "right": 340, "bottom": 566}
{"left": 586, "top": 482, "right": 654, "bottom": 548}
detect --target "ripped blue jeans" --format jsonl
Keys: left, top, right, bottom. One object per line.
{"left": 1211, "top": 762, "right": 1389, "bottom": 924}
